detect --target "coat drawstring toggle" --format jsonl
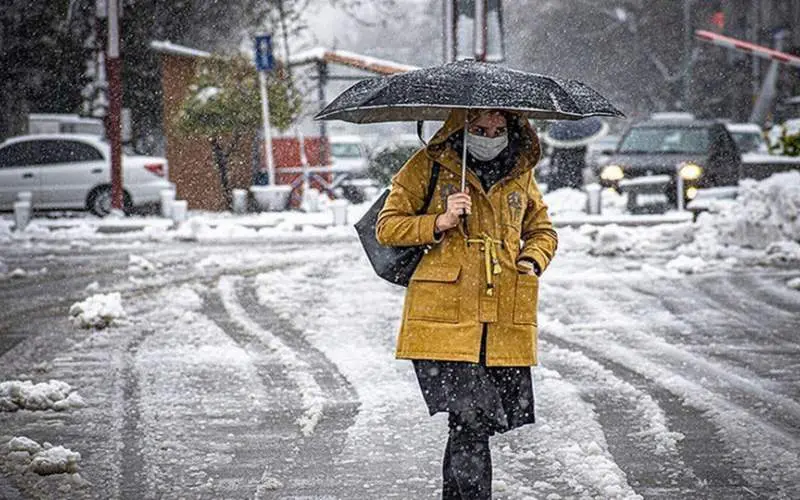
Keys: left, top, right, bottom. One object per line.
{"left": 466, "top": 234, "right": 503, "bottom": 296}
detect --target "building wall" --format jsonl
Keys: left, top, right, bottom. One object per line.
{"left": 158, "top": 52, "right": 254, "bottom": 211}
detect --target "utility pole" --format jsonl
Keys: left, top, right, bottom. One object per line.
{"left": 443, "top": 0, "right": 504, "bottom": 63}
{"left": 681, "top": 0, "right": 694, "bottom": 111}
{"left": 106, "top": 0, "right": 123, "bottom": 212}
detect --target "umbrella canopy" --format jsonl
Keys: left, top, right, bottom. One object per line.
{"left": 314, "top": 59, "right": 624, "bottom": 123}
{"left": 542, "top": 117, "right": 610, "bottom": 149}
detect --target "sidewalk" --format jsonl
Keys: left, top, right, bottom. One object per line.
{"left": 3, "top": 207, "right": 695, "bottom": 236}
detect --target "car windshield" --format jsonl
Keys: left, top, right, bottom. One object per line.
{"left": 331, "top": 143, "right": 362, "bottom": 158}
{"left": 730, "top": 132, "right": 763, "bottom": 153}
{"left": 618, "top": 127, "right": 710, "bottom": 154}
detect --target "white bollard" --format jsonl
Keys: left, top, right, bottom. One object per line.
{"left": 232, "top": 189, "right": 248, "bottom": 214}
{"left": 302, "top": 187, "right": 322, "bottom": 213}
{"left": 675, "top": 168, "right": 685, "bottom": 212}
{"left": 16, "top": 191, "right": 32, "bottom": 203}
{"left": 13, "top": 201, "right": 31, "bottom": 231}
{"left": 330, "top": 199, "right": 349, "bottom": 226}
{"left": 171, "top": 200, "right": 188, "bottom": 224}
{"left": 160, "top": 189, "right": 176, "bottom": 218}
{"left": 585, "top": 183, "right": 602, "bottom": 215}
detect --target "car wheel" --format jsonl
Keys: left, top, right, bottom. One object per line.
{"left": 87, "top": 186, "right": 132, "bottom": 217}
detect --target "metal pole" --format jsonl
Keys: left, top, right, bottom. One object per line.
{"left": 259, "top": 71, "right": 276, "bottom": 185}
{"left": 474, "top": 0, "right": 487, "bottom": 61}
{"left": 317, "top": 60, "right": 329, "bottom": 164}
{"left": 443, "top": 0, "right": 455, "bottom": 63}
{"left": 682, "top": 0, "right": 693, "bottom": 110}
{"left": 676, "top": 165, "right": 685, "bottom": 212}
{"left": 107, "top": 0, "right": 123, "bottom": 211}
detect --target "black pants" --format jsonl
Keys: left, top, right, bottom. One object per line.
{"left": 442, "top": 410, "right": 492, "bottom": 499}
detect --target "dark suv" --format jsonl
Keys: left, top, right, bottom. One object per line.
{"left": 599, "top": 118, "right": 741, "bottom": 213}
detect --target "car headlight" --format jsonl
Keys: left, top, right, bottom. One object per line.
{"left": 686, "top": 186, "right": 698, "bottom": 199}
{"left": 679, "top": 162, "right": 703, "bottom": 180}
{"left": 600, "top": 164, "right": 625, "bottom": 181}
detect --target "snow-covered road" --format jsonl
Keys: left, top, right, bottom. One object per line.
{"left": 1, "top": 234, "right": 798, "bottom": 499}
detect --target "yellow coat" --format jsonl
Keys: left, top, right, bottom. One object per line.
{"left": 376, "top": 110, "right": 558, "bottom": 367}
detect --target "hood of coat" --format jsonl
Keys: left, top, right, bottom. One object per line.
{"left": 424, "top": 108, "right": 542, "bottom": 183}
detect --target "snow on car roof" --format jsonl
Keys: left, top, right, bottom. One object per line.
{"left": 0, "top": 133, "right": 109, "bottom": 148}
{"left": 329, "top": 135, "right": 365, "bottom": 144}
{"left": 725, "top": 123, "right": 763, "bottom": 134}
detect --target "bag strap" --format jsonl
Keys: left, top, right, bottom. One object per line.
{"left": 417, "top": 161, "right": 441, "bottom": 215}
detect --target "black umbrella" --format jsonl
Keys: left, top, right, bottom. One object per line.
{"left": 543, "top": 117, "right": 609, "bottom": 149}
{"left": 314, "top": 59, "right": 624, "bottom": 124}
{"left": 315, "top": 59, "right": 623, "bottom": 194}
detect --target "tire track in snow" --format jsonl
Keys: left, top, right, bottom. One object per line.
{"left": 542, "top": 337, "right": 753, "bottom": 499}
{"left": 542, "top": 277, "right": 800, "bottom": 438}
{"left": 543, "top": 316, "right": 800, "bottom": 499}
{"left": 119, "top": 327, "right": 156, "bottom": 500}
{"left": 227, "top": 280, "right": 360, "bottom": 499}
{"left": 218, "top": 276, "right": 326, "bottom": 438}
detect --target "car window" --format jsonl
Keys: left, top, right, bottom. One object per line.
{"left": 0, "top": 142, "right": 38, "bottom": 168}
{"left": 730, "top": 132, "right": 762, "bottom": 153}
{"left": 331, "top": 143, "right": 363, "bottom": 158}
{"left": 37, "top": 140, "right": 104, "bottom": 164}
{"left": 618, "top": 127, "right": 710, "bottom": 154}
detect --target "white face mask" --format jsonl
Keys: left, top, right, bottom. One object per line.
{"left": 467, "top": 132, "right": 508, "bottom": 161}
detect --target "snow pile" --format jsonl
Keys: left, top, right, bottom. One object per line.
{"left": 717, "top": 171, "right": 800, "bottom": 248}
{"left": 561, "top": 172, "right": 800, "bottom": 271}
{"left": 4, "top": 437, "right": 81, "bottom": 476}
{"left": 174, "top": 217, "right": 260, "bottom": 241}
{"left": 69, "top": 292, "right": 127, "bottom": 329}
{"left": 665, "top": 255, "right": 708, "bottom": 274}
{"left": 0, "top": 380, "right": 85, "bottom": 412}
{"left": 677, "top": 172, "right": 800, "bottom": 265}
{"left": 585, "top": 223, "right": 694, "bottom": 258}
{"left": 0, "top": 267, "right": 27, "bottom": 279}
{"left": 544, "top": 187, "right": 628, "bottom": 217}
{"left": 0, "top": 257, "right": 6, "bottom": 274}
{"left": 544, "top": 188, "right": 587, "bottom": 216}
{"left": 128, "top": 254, "right": 160, "bottom": 273}
{"left": 787, "top": 277, "right": 800, "bottom": 290}
{"left": 0, "top": 219, "right": 12, "bottom": 243}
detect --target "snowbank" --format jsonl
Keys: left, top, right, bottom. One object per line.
{"left": 69, "top": 292, "right": 127, "bottom": 329}
{"left": 0, "top": 380, "right": 85, "bottom": 412}
{"left": 551, "top": 172, "right": 800, "bottom": 273}
{"left": 128, "top": 254, "right": 160, "bottom": 273}
{"left": 544, "top": 188, "right": 587, "bottom": 216}
{"left": 678, "top": 171, "right": 800, "bottom": 266}
{"left": 4, "top": 437, "right": 81, "bottom": 475}
{"left": 705, "top": 171, "right": 800, "bottom": 249}
{"left": 544, "top": 187, "right": 628, "bottom": 217}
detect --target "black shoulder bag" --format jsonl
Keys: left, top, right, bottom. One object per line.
{"left": 354, "top": 162, "right": 441, "bottom": 287}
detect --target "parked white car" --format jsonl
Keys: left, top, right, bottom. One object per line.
{"left": 329, "top": 135, "right": 368, "bottom": 175}
{"left": 0, "top": 134, "right": 173, "bottom": 216}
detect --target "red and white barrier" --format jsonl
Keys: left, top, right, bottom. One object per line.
{"left": 695, "top": 30, "right": 800, "bottom": 68}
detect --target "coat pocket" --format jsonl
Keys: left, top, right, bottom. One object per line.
{"left": 513, "top": 273, "right": 539, "bottom": 325}
{"left": 407, "top": 265, "right": 461, "bottom": 323}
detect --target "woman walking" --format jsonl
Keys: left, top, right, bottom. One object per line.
{"left": 376, "top": 108, "right": 558, "bottom": 499}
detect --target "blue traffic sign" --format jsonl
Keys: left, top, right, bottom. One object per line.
{"left": 254, "top": 35, "right": 274, "bottom": 72}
